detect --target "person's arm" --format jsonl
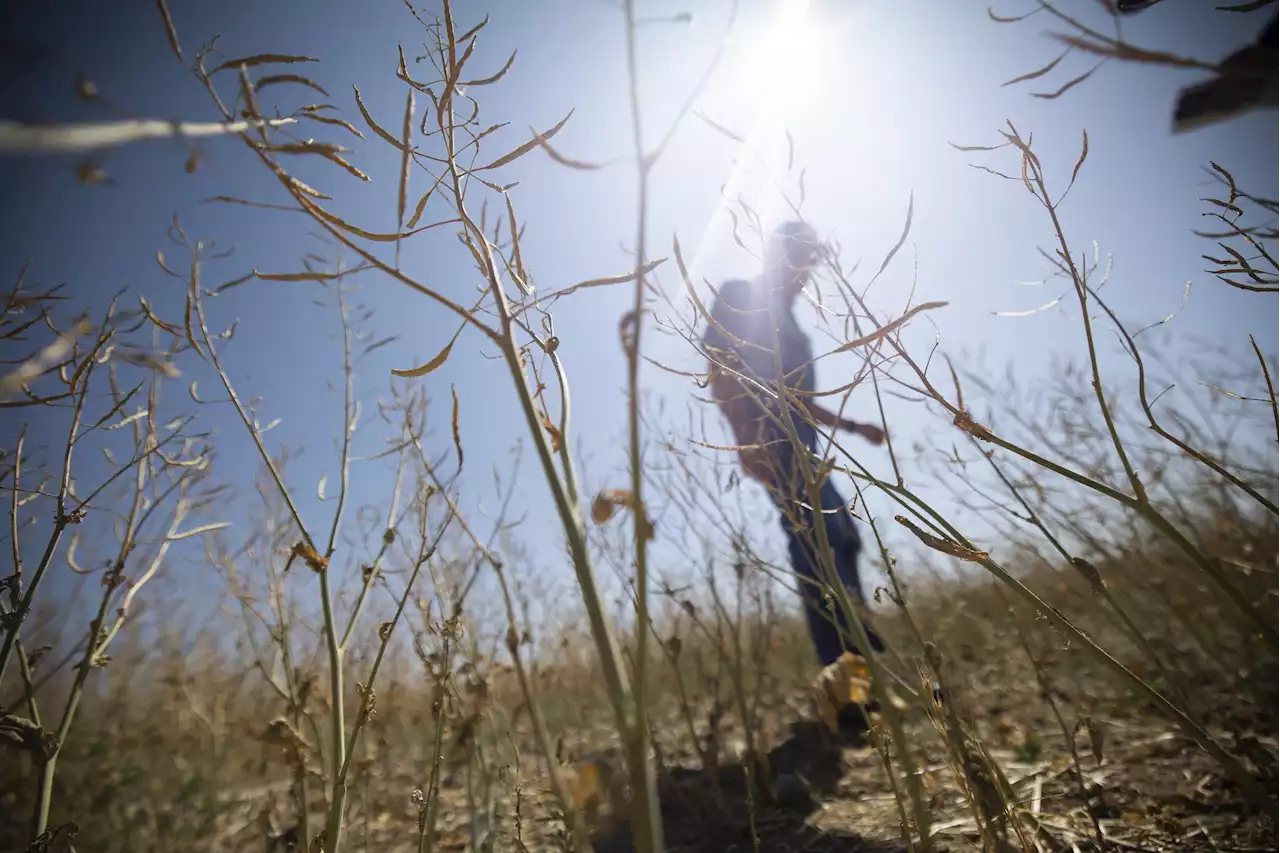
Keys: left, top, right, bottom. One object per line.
{"left": 805, "top": 399, "right": 885, "bottom": 445}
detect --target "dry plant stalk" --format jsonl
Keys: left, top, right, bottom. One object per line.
{"left": 1, "top": 3, "right": 1274, "bottom": 852}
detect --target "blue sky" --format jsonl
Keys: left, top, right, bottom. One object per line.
{"left": 2, "top": 0, "right": 1276, "bottom": 637}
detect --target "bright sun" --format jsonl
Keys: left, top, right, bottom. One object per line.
{"left": 733, "top": 0, "right": 827, "bottom": 111}
{"left": 685, "top": 0, "right": 833, "bottom": 280}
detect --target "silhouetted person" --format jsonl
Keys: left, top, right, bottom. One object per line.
{"left": 702, "top": 221, "right": 886, "bottom": 677}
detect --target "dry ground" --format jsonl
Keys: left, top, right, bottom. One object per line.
{"left": 5, "top": 525, "right": 1274, "bottom": 853}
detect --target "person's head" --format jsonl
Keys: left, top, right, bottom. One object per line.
{"left": 764, "top": 220, "right": 822, "bottom": 298}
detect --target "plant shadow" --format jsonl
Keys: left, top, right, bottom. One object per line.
{"left": 592, "top": 720, "right": 909, "bottom": 853}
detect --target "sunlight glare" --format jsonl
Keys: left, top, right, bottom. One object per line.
{"left": 734, "top": 0, "right": 826, "bottom": 110}
{"left": 685, "top": 0, "right": 829, "bottom": 285}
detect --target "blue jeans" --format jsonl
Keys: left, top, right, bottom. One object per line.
{"left": 774, "top": 476, "right": 885, "bottom": 666}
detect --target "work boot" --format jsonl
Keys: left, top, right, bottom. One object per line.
{"left": 811, "top": 652, "right": 946, "bottom": 742}
{"left": 810, "top": 651, "right": 873, "bottom": 742}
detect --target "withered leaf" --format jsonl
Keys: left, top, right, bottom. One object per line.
{"left": 298, "top": 112, "right": 364, "bottom": 139}
{"left": 590, "top": 489, "right": 634, "bottom": 524}
{"left": 156, "top": 0, "right": 182, "bottom": 59}
{"left": 253, "top": 269, "right": 345, "bottom": 283}
{"left": 948, "top": 140, "right": 1010, "bottom": 153}
{"left": 456, "top": 14, "right": 490, "bottom": 43}
{"left": 405, "top": 179, "right": 440, "bottom": 229}
{"left": 1068, "top": 127, "right": 1089, "bottom": 191}
{"left": 1032, "top": 62, "right": 1102, "bottom": 100}
{"left": 895, "top": 515, "right": 989, "bottom": 563}
{"left": 1209, "top": 161, "right": 1238, "bottom": 204}
{"left": 450, "top": 384, "right": 464, "bottom": 469}
{"left": 211, "top": 54, "right": 319, "bottom": 74}
{"left": 259, "top": 718, "right": 311, "bottom": 754}
{"left": 560, "top": 258, "right": 666, "bottom": 298}
{"left": 478, "top": 109, "right": 573, "bottom": 171}
{"left": 953, "top": 410, "right": 994, "bottom": 442}
{"left": 543, "top": 415, "right": 563, "bottom": 452}
{"left": 395, "top": 88, "right": 415, "bottom": 269}
{"left": 300, "top": 196, "right": 450, "bottom": 242}
{"left": 75, "top": 160, "right": 113, "bottom": 186}
{"left": 290, "top": 541, "right": 328, "bottom": 572}
{"left": 288, "top": 176, "right": 331, "bottom": 200}
{"left": 0, "top": 712, "right": 52, "bottom": 758}
{"left": 1070, "top": 557, "right": 1105, "bottom": 594}
{"left": 828, "top": 300, "right": 948, "bottom": 355}
{"left": 352, "top": 85, "right": 404, "bottom": 150}
{"left": 256, "top": 74, "right": 329, "bottom": 96}
{"left": 1001, "top": 47, "right": 1070, "bottom": 88}
{"left": 265, "top": 142, "right": 369, "bottom": 182}
{"left": 536, "top": 135, "right": 605, "bottom": 170}
{"left": 392, "top": 327, "right": 460, "bottom": 378}
{"left": 1075, "top": 717, "right": 1106, "bottom": 765}
{"left": 463, "top": 49, "right": 517, "bottom": 87}
{"left": 75, "top": 73, "right": 99, "bottom": 101}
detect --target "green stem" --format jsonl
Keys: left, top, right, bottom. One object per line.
{"left": 621, "top": 1, "right": 664, "bottom": 849}
{"left": 322, "top": 287, "right": 357, "bottom": 852}
{"left": 320, "top": 568, "right": 347, "bottom": 851}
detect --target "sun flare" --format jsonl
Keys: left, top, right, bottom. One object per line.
{"left": 686, "top": 0, "right": 832, "bottom": 282}
{"left": 733, "top": 0, "right": 827, "bottom": 110}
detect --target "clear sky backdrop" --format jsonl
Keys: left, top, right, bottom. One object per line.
{"left": 2, "top": 0, "right": 1276, "bottom": 630}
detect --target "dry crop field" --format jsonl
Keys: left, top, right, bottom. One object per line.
{"left": 0, "top": 1, "right": 1276, "bottom": 852}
